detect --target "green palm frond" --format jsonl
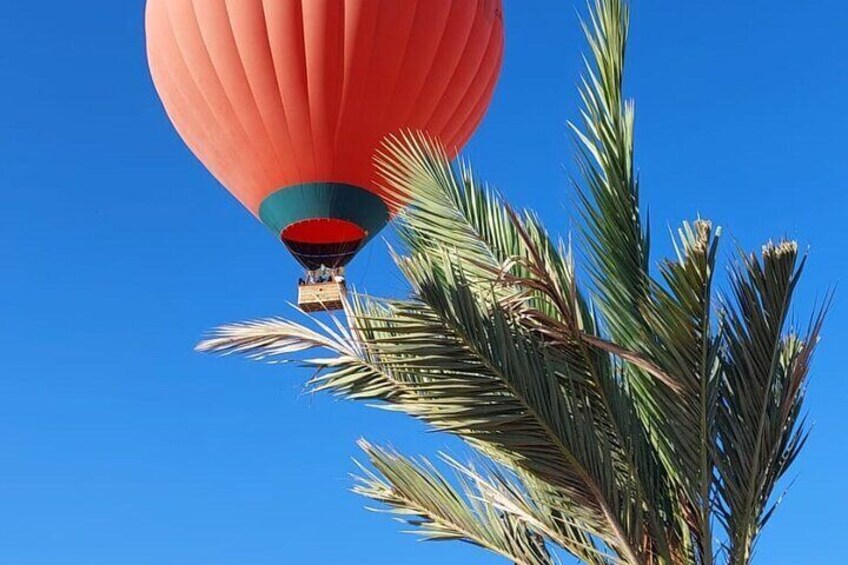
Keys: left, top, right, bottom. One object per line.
{"left": 569, "top": 4, "right": 731, "bottom": 561}
{"left": 454, "top": 463, "right": 615, "bottom": 565}
{"left": 381, "top": 128, "right": 690, "bottom": 564}
{"left": 572, "top": 0, "right": 649, "bottom": 343}
{"left": 398, "top": 253, "right": 637, "bottom": 539}
{"left": 715, "top": 242, "right": 827, "bottom": 564}
{"left": 376, "top": 130, "right": 580, "bottom": 325}
{"left": 200, "top": 255, "right": 653, "bottom": 562}
{"left": 195, "top": 303, "right": 419, "bottom": 403}
{"left": 377, "top": 131, "right": 519, "bottom": 273}
{"left": 355, "top": 441, "right": 555, "bottom": 565}
{"left": 196, "top": 1, "right": 826, "bottom": 564}
{"left": 640, "top": 221, "right": 722, "bottom": 563}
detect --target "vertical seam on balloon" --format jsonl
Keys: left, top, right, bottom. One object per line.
{"left": 397, "top": 1, "right": 455, "bottom": 127}
{"left": 439, "top": 8, "right": 499, "bottom": 141}
{"left": 168, "top": 0, "right": 264, "bottom": 188}
{"left": 162, "top": 2, "right": 228, "bottom": 142}
{"left": 152, "top": 36, "right": 237, "bottom": 191}
{"left": 416, "top": 0, "right": 485, "bottom": 142}
{"left": 449, "top": 51, "right": 502, "bottom": 152}
{"left": 323, "top": 1, "right": 345, "bottom": 180}
{"left": 327, "top": 2, "right": 348, "bottom": 177}
{"left": 297, "top": 0, "right": 320, "bottom": 181}
{"left": 334, "top": 3, "right": 382, "bottom": 190}
{"left": 188, "top": 0, "right": 275, "bottom": 186}
{"left": 374, "top": 1, "right": 423, "bottom": 136}
{"left": 221, "top": 0, "right": 286, "bottom": 176}
{"left": 459, "top": 14, "right": 505, "bottom": 142}
{"left": 333, "top": 2, "right": 362, "bottom": 167}
{"left": 446, "top": 44, "right": 503, "bottom": 153}
{"left": 440, "top": 12, "right": 502, "bottom": 148}
{"left": 259, "top": 0, "right": 302, "bottom": 184}
{"left": 161, "top": 1, "right": 247, "bottom": 186}
{"left": 330, "top": 0, "right": 350, "bottom": 171}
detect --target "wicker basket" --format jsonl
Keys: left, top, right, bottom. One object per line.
{"left": 298, "top": 280, "right": 346, "bottom": 312}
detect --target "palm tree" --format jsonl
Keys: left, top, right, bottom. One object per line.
{"left": 197, "top": 1, "right": 827, "bottom": 563}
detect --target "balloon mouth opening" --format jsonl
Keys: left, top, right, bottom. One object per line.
{"left": 281, "top": 219, "right": 367, "bottom": 270}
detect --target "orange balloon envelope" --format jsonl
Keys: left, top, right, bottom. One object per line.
{"left": 147, "top": 0, "right": 504, "bottom": 270}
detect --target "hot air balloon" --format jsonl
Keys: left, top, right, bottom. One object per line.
{"left": 146, "top": 0, "right": 504, "bottom": 311}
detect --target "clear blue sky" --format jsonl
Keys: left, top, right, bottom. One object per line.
{"left": 1, "top": 1, "right": 846, "bottom": 563}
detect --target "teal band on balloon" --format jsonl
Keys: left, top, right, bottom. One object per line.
{"left": 258, "top": 182, "right": 390, "bottom": 242}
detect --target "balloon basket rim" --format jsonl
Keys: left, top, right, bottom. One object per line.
{"left": 297, "top": 279, "right": 346, "bottom": 313}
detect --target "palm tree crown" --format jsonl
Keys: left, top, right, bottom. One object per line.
{"left": 198, "top": 1, "right": 827, "bottom": 563}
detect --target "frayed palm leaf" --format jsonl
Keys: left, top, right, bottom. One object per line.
{"left": 355, "top": 440, "right": 556, "bottom": 565}
{"left": 715, "top": 243, "right": 828, "bottom": 563}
